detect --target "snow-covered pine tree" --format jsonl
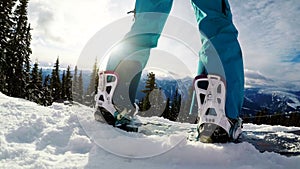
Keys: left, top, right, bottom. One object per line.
{"left": 0, "top": 0, "right": 16, "bottom": 92}
{"left": 9, "top": 0, "right": 31, "bottom": 97}
{"left": 2, "top": 0, "right": 31, "bottom": 98}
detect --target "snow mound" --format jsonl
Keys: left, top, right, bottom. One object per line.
{"left": 0, "top": 93, "right": 300, "bottom": 169}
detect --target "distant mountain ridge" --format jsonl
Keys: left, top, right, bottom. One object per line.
{"left": 41, "top": 67, "right": 300, "bottom": 116}
{"left": 137, "top": 69, "right": 300, "bottom": 116}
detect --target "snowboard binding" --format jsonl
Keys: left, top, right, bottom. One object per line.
{"left": 194, "top": 74, "right": 242, "bottom": 143}
{"left": 94, "top": 71, "right": 140, "bottom": 132}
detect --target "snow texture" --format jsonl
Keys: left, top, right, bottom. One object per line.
{"left": 0, "top": 92, "right": 300, "bottom": 169}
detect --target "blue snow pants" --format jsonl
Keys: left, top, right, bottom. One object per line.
{"left": 106, "top": 0, "right": 244, "bottom": 119}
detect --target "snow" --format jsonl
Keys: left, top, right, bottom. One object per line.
{"left": 0, "top": 92, "right": 300, "bottom": 169}
{"left": 243, "top": 124, "right": 300, "bottom": 133}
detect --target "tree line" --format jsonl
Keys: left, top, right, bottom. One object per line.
{"left": 2, "top": 0, "right": 297, "bottom": 126}
{"left": 137, "top": 72, "right": 198, "bottom": 123}
{"left": 138, "top": 72, "right": 181, "bottom": 121}
{"left": 0, "top": 0, "right": 32, "bottom": 98}
{"left": 0, "top": 0, "right": 185, "bottom": 120}
{"left": 243, "top": 108, "right": 300, "bottom": 127}
{"left": 0, "top": 0, "right": 98, "bottom": 107}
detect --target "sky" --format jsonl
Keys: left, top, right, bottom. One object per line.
{"left": 27, "top": 0, "right": 300, "bottom": 81}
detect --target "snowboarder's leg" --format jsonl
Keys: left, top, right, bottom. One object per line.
{"left": 191, "top": 0, "right": 244, "bottom": 141}
{"left": 95, "top": 0, "right": 173, "bottom": 128}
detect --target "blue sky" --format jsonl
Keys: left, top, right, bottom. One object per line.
{"left": 28, "top": 0, "right": 300, "bottom": 81}
{"left": 230, "top": 0, "right": 300, "bottom": 80}
{"left": 286, "top": 53, "right": 300, "bottom": 63}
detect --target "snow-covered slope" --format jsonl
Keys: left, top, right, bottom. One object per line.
{"left": 1, "top": 93, "right": 300, "bottom": 169}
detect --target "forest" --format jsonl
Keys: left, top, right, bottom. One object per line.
{"left": 1, "top": 0, "right": 299, "bottom": 126}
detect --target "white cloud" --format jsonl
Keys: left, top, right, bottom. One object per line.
{"left": 230, "top": 0, "right": 300, "bottom": 80}
{"left": 28, "top": 0, "right": 134, "bottom": 65}
{"left": 28, "top": 0, "right": 300, "bottom": 82}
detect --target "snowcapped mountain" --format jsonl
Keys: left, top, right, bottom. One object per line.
{"left": 41, "top": 67, "right": 300, "bottom": 116}
{"left": 1, "top": 92, "right": 300, "bottom": 168}
{"left": 138, "top": 69, "right": 300, "bottom": 116}
{"left": 243, "top": 69, "right": 300, "bottom": 116}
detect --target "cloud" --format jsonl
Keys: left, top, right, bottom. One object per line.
{"left": 28, "top": 0, "right": 114, "bottom": 65}
{"left": 108, "top": 0, "right": 135, "bottom": 16}
{"left": 230, "top": 0, "right": 300, "bottom": 80}
{"left": 27, "top": 0, "right": 300, "bottom": 82}
{"left": 28, "top": 1, "right": 63, "bottom": 43}
{"left": 245, "top": 69, "right": 271, "bottom": 82}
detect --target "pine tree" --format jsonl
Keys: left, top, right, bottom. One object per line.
{"left": 254, "top": 108, "right": 268, "bottom": 125}
{"left": 65, "top": 65, "right": 73, "bottom": 101}
{"left": 72, "top": 65, "right": 79, "bottom": 101}
{"left": 8, "top": 0, "right": 31, "bottom": 97}
{"left": 77, "top": 70, "right": 84, "bottom": 103}
{"left": 141, "top": 72, "right": 157, "bottom": 111}
{"left": 23, "top": 58, "right": 31, "bottom": 100}
{"left": 28, "top": 61, "right": 43, "bottom": 104}
{"left": 0, "top": 0, "right": 18, "bottom": 92}
{"left": 38, "top": 68, "right": 43, "bottom": 86}
{"left": 23, "top": 24, "right": 32, "bottom": 96}
{"left": 50, "top": 57, "right": 61, "bottom": 102}
{"left": 169, "top": 88, "right": 181, "bottom": 121}
{"left": 147, "top": 88, "right": 166, "bottom": 117}
{"left": 269, "top": 112, "right": 281, "bottom": 125}
{"left": 161, "top": 97, "right": 171, "bottom": 119}
{"left": 42, "top": 74, "right": 52, "bottom": 106}
{"left": 85, "top": 59, "right": 98, "bottom": 106}
{"left": 160, "top": 89, "right": 181, "bottom": 121}
{"left": 94, "top": 69, "right": 99, "bottom": 95}
{"left": 179, "top": 85, "right": 198, "bottom": 123}
{"left": 61, "top": 70, "right": 66, "bottom": 100}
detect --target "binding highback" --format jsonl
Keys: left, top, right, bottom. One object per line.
{"left": 194, "top": 74, "right": 231, "bottom": 135}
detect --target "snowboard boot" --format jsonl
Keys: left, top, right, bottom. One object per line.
{"left": 94, "top": 71, "right": 139, "bottom": 132}
{"left": 228, "top": 117, "right": 243, "bottom": 142}
{"left": 194, "top": 74, "right": 242, "bottom": 143}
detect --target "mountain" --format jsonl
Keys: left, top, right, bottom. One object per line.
{"left": 242, "top": 69, "right": 300, "bottom": 116}
{"left": 40, "top": 67, "right": 300, "bottom": 117}
{"left": 136, "top": 73, "right": 192, "bottom": 100}
{"left": 137, "top": 69, "right": 300, "bottom": 117}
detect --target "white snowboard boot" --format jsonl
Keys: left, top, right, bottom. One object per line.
{"left": 94, "top": 71, "right": 139, "bottom": 132}
{"left": 194, "top": 74, "right": 242, "bottom": 143}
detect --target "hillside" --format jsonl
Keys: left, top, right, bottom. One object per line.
{"left": 0, "top": 93, "right": 300, "bottom": 169}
